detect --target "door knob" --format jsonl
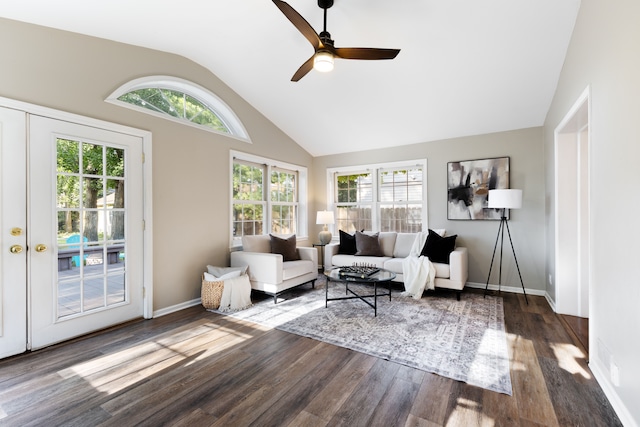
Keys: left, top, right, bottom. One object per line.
{"left": 9, "top": 245, "right": 23, "bottom": 254}
{"left": 35, "top": 244, "right": 48, "bottom": 253}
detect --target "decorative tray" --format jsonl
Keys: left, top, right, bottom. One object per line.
{"left": 338, "top": 265, "right": 380, "bottom": 279}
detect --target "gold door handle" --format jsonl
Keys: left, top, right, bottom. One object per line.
{"left": 35, "top": 244, "right": 48, "bottom": 253}
{"left": 9, "top": 245, "right": 23, "bottom": 254}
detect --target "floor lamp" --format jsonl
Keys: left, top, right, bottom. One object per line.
{"left": 484, "top": 189, "right": 528, "bottom": 304}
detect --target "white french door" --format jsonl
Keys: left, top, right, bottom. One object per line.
{"left": 0, "top": 107, "right": 28, "bottom": 359}
{"left": 0, "top": 107, "right": 145, "bottom": 357}
{"left": 29, "top": 116, "right": 144, "bottom": 349}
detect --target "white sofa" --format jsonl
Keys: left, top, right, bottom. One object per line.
{"left": 324, "top": 232, "right": 468, "bottom": 299}
{"left": 230, "top": 234, "right": 318, "bottom": 303}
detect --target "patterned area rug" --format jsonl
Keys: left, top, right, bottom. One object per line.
{"left": 216, "top": 278, "right": 512, "bottom": 395}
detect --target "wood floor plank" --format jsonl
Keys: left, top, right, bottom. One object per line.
{"left": 327, "top": 358, "right": 401, "bottom": 427}
{"left": 409, "top": 372, "right": 453, "bottom": 425}
{"left": 443, "top": 381, "right": 486, "bottom": 426}
{"left": 368, "top": 376, "right": 421, "bottom": 427}
{"left": 481, "top": 387, "right": 520, "bottom": 427}
{"left": 302, "top": 351, "right": 377, "bottom": 422}
{"left": 287, "top": 410, "right": 328, "bottom": 427}
{"left": 509, "top": 325, "right": 559, "bottom": 426}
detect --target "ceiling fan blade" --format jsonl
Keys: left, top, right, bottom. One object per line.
{"left": 291, "top": 55, "right": 315, "bottom": 82}
{"left": 273, "top": 0, "right": 322, "bottom": 50}
{"left": 334, "top": 47, "right": 400, "bottom": 60}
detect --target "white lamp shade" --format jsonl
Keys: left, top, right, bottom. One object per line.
{"left": 488, "top": 189, "right": 522, "bottom": 209}
{"left": 313, "top": 51, "right": 334, "bottom": 72}
{"left": 316, "top": 210, "right": 335, "bottom": 225}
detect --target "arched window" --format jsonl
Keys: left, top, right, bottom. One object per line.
{"left": 106, "top": 76, "right": 250, "bottom": 141}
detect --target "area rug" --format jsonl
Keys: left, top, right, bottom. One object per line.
{"left": 214, "top": 279, "right": 512, "bottom": 395}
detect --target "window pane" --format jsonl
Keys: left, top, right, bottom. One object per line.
{"left": 108, "top": 211, "right": 125, "bottom": 241}
{"left": 118, "top": 87, "right": 232, "bottom": 134}
{"left": 107, "top": 179, "right": 125, "bottom": 209}
{"left": 106, "top": 147, "right": 125, "bottom": 177}
{"left": 57, "top": 175, "right": 80, "bottom": 208}
{"left": 234, "top": 163, "right": 263, "bottom": 201}
{"left": 336, "top": 206, "right": 372, "bottom": 232}
{"left": 271, "top": 170, "right": 296, "bottom": 202}
{"left": 380, "top": 204, "right": 422, "bottom": 233}
{"left": 57, "top": 139, "right": 80, "bottom": 174}
{"left": 336, "top": 173, "right": 372, "bottom": 203}
{"left": 83, "top": 143, "right": 104, "bottom": 175}
{"left": 272, "top": 204, "right": 296, "bottom": 234}
{"left": 233, "top": 202, "right": 264, "bottom": 237}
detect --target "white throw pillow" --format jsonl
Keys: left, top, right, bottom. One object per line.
{"left": 393, "top": 233, "right": 418, "bottom": 258}
{"left": 216, "top": 270, "right": 242, "bottom": 280}
{"left": 207, "top": 265, "right": 248, "bottom": 276}
{"left": 204, "top": 270, "right": 242, "bottom": 281}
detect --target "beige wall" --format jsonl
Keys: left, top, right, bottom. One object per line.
{"left": 543, "top": 0, "right": 640, "bottom": 425}
{"left": 0, "top": 18, "right": 313, "bottom": 311}
{"left": 313, "top": 127, "right": 546, "bottom": 291}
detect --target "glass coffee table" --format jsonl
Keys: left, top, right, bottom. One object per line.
{"left": 324, "top": 267, "right": 396, "bottom": 316}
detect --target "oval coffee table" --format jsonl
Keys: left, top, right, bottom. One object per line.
{"left": 324, "top": 267, "right": 396, "bottom": 316}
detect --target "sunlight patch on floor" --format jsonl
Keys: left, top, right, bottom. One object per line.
{"left": 506, "top": 333, "right": 528, "bottom": 371}
{"left": 56, "top": 320, "right": 259, "bottom": 395}
{"left": 551, "top": 342, "right": 591, "bottom": 379}
{"left": 445, "top": 398, "right": 495, "bottom": 427}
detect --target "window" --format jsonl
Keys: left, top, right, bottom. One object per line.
{"left": 231, "top": 152, "right": 307, "bottom": 245}
{"left": 329, "top": 160, "right": 427, "bottom": 234}
{"left": 106, "top": 76, "right": 250, "bottom": 141}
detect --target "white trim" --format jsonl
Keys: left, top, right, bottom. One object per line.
{"left": 590, "top": 360, "right": 638, "bottom": 427}
{"left": 465, "top": 281, "right": 547, "bottom": 297}
{"left": 105, "top": 75, "right": 251, "bottom": 143}
{"left": 0, "top": 95, "right": 154, "bottom": 320}
{"left": 553, "top": 85, "right": 590, "bottom": 315}
{"left": 153, "top": 298, "right": 202, "bottom": 318}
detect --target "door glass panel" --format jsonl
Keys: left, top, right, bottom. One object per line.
{"left": 56, "top": 137, "right": 127, "bottom": 319}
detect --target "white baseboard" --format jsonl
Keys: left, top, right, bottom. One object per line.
{"left": 465, "top": 281, "right": 547, "bottom": 297}
{"left": 153, "top": 298, "right": 201, "bottom": 318}
{"left": 590, "top": 359, "right": 637, "bottom": 427}
{"left": 544, "top": 292, "right": 557, "bottom": 312}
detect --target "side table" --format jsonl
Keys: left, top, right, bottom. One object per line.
{"left": 312, "top": 242, "right": 326, "bottom": 271}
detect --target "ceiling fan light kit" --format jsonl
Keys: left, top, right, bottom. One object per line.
{"left": 313, "top": 50, "right": 334, "bottom": 72}
{"left": 272, "top": 0, "right": 400, "bottom": 81}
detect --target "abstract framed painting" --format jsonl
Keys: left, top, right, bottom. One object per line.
{"left": 447, "top": 157, "right": 510, "bottom": 220}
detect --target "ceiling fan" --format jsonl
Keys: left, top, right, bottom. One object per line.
{"left": 272, "top": 0, "right": 401, "bottom": 81}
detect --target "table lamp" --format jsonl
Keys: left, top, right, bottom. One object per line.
{"left": 316, "top": 210, "right": 334, "bottom": 244}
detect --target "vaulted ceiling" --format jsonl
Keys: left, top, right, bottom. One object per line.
{"left": 0, "top": 0, "right": 581, "bottom": 156}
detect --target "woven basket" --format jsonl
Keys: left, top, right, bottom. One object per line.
{"left": 201, "top": 274, "right": 225, "bottom": 309}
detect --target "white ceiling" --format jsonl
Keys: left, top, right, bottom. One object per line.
{"left": 0, "top": 0, "right": 580, "bottom": 156}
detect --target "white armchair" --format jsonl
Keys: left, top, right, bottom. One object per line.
{"left": 230, "top": 234, "right": 318, "bottom": 303}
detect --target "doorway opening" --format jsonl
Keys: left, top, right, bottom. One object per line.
{"left": 554, "top": 88, "right": 590, "bottom": 354}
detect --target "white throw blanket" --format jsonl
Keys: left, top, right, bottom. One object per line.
{"left": 218, "top": 275, "right": 253, "bottom": 312}
{"left": 400, "top": 231, "right": 436, "bottom": 300}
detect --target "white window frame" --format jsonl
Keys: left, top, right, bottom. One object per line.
{"left": 230, "top": 151, "right": 308, "bottom": 247}
{"left": 326, "top": 159, "right": 428, "bottom": 237}
{"left": 106, "top": 75, "right": 251, "bottom": 142}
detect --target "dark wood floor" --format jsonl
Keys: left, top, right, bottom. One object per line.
{"left": 0, "top": 287, "right": 621, "bottom": 426}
